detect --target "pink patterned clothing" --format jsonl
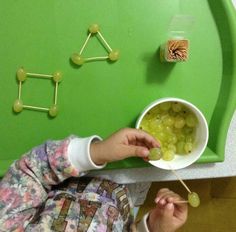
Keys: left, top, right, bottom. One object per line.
{"left": 0, "top": 136, "right": 149, "bottom": 232}
{"left": 0, "top": 136, "right": 151, "bottom": 232}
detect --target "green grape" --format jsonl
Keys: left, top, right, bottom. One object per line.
{"left": 156, "top": 113, "right": 162, "bottom": 120}
{"left": 163, "top": 126, "right": 172, "bottom": 134}
{"left": 155, "top": 123, "right": 164, "bottom": 132}
{"left": 167, "top": 134, "right": 178, "bottom": 144}
{"left": 186, "top": 113, "right": 198, "bottom": 127}
{"left": 139, "top": 125, "right": 148, "bottom": 132}
{"left": 168, "top": 109, "right": 177, "bottom": 117}
{"left": 176, "top": 141, "right": 186, "bottom": 154}
{"left": 148, "top": 148, "right": 162, "bottom": 160}
{"left": 154, "top": 135, "right": 160, "bottom": 142}
{"left": 89, "top": 24, "right": 99, "bottom": 33}
{"left": 17, "top": 68, "right": 27, "bottom": 81}
{"left": 109, "top": 50, "right": 120, "bottom": 61}
{"left": 53, "top": 71, "right": 62, "bottom": 83}
{"left": 185, "top": 134, "right": 194, "bottom": 143}
{"left": 149, "top": 119, "right": 162, "bottom": 131}
{"left": 148, "top": 129, "right": 156, "bottom": 136}
{"left": 173, "top": 127, "right": 182, "bottom": 135}
{"left": 71, "top": 53, "right": 84, "bottom": 65}
{"left": 174, "top": 116, "right": 185, "bottom": 129}
{"left": 49, "top": 105, "right": 58, "bottom": 117}
{"left": 179, "top": 108, "right": 189, "bottom": 118}
{"left": 157, "top": 132, "right": 168, "bottom": 143}
{"left": 184, "top": 142, "right": 193, "bottom": 153}
{"left": 143, "top": 112, "right": 152, "bottom": 120}
{"left": 163, "top": 115, "right": 174, "bottom": 126}
{"left": 162, "top": 142, "right": 169, "bottom": 148}
{"left": 13, "top": 99, "right": 23, "bottom": 113}
{"left": 160, "top": 112, "right": 168, "bottom": 119}
{"left": 162, "top": 150, "right": 175, "bottom": 161}
{"left": 139, "top": 124, "right": 149, "bottom": 132}
{"left": 151, "top": 132, "right": 159, "bottom": 140}
{"left": 143, "top": 116, "right": 152, "bottom": 124}
{"left": 188, "top": 192, "right": 200, "bottom": 207}
{"left": 183, "top": 126, "right": 194, "bottom": 135}
{"left": 149, "top": 105, "right": 162, "bottom": 115}
{"left": 160, "top": 146, "right": 168, "bottom": 153}
{"left": 140, "top": 118, "right": 150, "bottom": 128}
{"left": 167, "top": 144, "right": 177, "bottom": 153}
{"left": 176, "top": 132, "right": 186, "bottom": 142}
{"left": 159, "top": 102, "right": 171, "bottom": 111}
{"left": 172, "top": 102, "right": 182, "bottom": 112}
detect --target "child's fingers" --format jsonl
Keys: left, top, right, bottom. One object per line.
{"left": 155, "top": 189, "right": 183, "bottom": 205}
{"left": 120, "top": 144, "right": 150, "bottom": 159}
{"left": 127, "top": 128, "right": 160, "bottom": 148}
{"left": 158, "top": 193, "right": 178, "bottom": 205}
{"left": 155, "top": 188, "right": 172, "bottom": 203}
{"left": 166, "top": 194, "right": 183, "bottom": 203}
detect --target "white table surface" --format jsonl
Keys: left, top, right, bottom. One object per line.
{"left": 89, "top": 111, "right": 236, "bottom": 184}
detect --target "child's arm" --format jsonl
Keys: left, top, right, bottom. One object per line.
{"left": 0, "top": 135, "right": 105, "bottom": 231}
{"left": 0, "top": 128, "right": 159, "bottom": 231}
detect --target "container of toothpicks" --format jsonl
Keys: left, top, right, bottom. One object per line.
{"left": 160, "top": 15, "right": 194, "bottom": 62}
{"left": 160, "top": 38, "right": 189, "bottom": 62}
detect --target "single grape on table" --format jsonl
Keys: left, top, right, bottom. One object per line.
{"left": 140, "top": 101, "right": 198, "bottom": 161}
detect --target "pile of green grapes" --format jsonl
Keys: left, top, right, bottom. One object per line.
{"left": 140, "top": 101, "right": 198, "bottom": 161}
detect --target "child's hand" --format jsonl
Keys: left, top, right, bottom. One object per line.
{"left": 90, "top": 128, "right": 160, "bottom": 165}
{"left": 147, "top": 188, "right": 188, "bottom": 232}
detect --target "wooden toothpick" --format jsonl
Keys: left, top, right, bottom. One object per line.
{"left": 168, "top": 165, "right": 192, "bottom": 193}
{"left": 97, "top": 31, "right": 112, "bottom": 52}
{"left": 79, "top": 33, "right": 91, "bottom": 55}
{"left": 174, "top": 200, "right": 188, "bottom": 204}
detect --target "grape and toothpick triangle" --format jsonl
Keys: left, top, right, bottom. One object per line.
{"left": 71, "top": 24, "right": 119, "bottom": 66}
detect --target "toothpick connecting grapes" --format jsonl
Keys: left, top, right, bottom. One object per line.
{"left": 13, "top": 67, "right": 62, "bottom": 117}
{"left": 71, "top": 24, "right": 120, "bottom": 66}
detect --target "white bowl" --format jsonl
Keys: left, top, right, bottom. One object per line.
{"left": 136, "top": 97, "right": 209, "bottom": 170}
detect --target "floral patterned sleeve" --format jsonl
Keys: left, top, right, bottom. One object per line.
{"left": 0, "top": 136, "right": 80, "bottom": 231}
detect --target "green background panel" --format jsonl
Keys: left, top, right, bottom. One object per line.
{"left": 0, "top": 0, "right": 236, "bottom": 175}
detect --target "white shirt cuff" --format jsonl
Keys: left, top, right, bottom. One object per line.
{"left": 68, "top": 136, "right": 106, "bottom": 172}
{"left": 136, "top": 213, "right": 150, "bottom": 232}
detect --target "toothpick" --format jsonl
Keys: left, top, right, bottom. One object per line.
{"left": 79, "top": 33, "right": 91, "bottom": 55}
{"left": 27, "top": 73, "right": 52, "bottom": 79}
{"left": 97, "top": 31, "right": 112, "bottom": 52}
{"left": 23, "top": 105, "right": 49, "bottom": 111}
{"left": 85, "top": 56, "right": 109, "bottom": 61}
{"left": 54, "top": 82, "right": 58, "bottom": 105}
{"left": 18, "top": 81, "right": 22, "bottom": 100}
{"left": 174, "top": 200, "right": 188, "bottom": 204}
{"left": 169, "top": 165, "right": 191, "bottom": 193}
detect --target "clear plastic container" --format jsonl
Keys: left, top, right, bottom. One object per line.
{"left": 160, "top": 15, "right": 194, "bottom": 62}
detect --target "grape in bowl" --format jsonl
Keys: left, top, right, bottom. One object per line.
{"left": 136, "top": 98, "right": 209, "bottom": 170}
